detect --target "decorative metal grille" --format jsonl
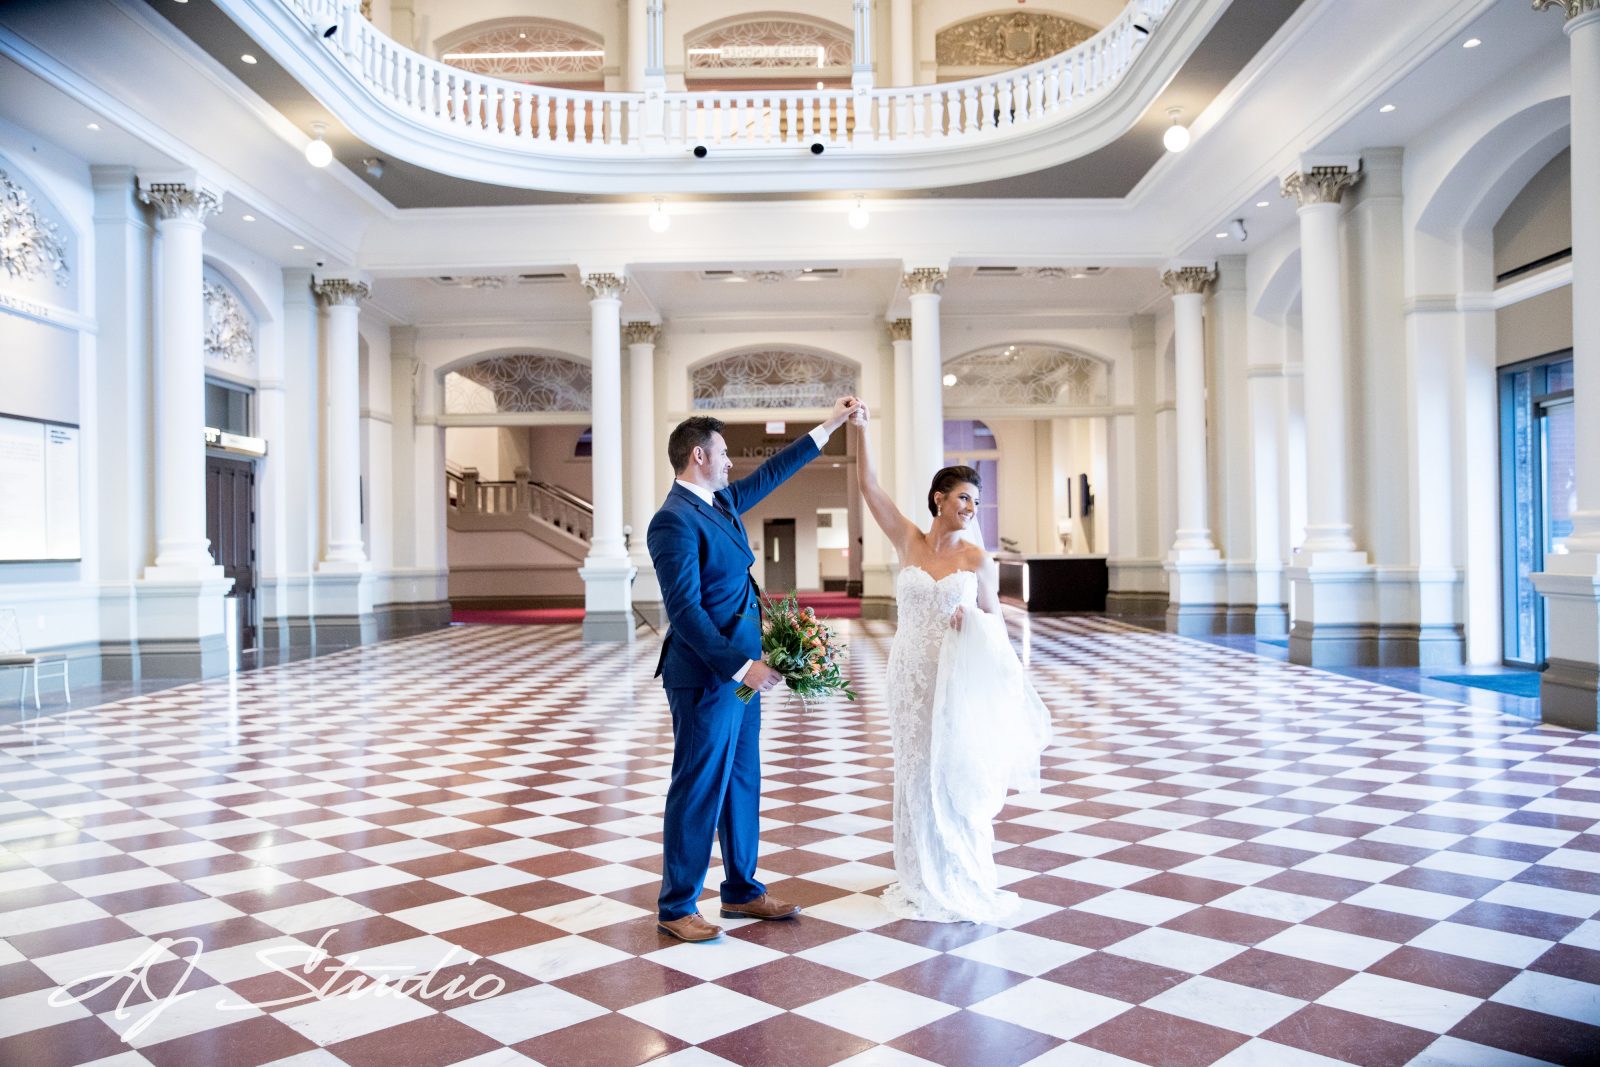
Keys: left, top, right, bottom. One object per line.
{"left": 0, "top": 167, "right": 69, "bottom": 287}
{"left": 202, "top": 270, "right": 256, "bottom": 367}
{"left": 686, "top": 19, "right": 852, "bottom": 69}
{"left": 935, "top": 11, "right": 1096, "bottom": 67}
{"left": 692, "top": 350, "right": 858, "bottom": 410}
{"left": 445, "top": 354, "right": 591, "bottom": 413}
{"left": 442, "top": 22, "right": 605, "bottom": 78}
{"left": 943, "top": 347, "right": 1105, "bottom": 406}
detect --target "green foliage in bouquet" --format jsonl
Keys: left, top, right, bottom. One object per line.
{"left": 734, "top": 592, "right": 858, "bottom": 705}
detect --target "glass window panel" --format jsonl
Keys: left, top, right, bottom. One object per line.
{"left": 1546, "top": 359, "right": 1573, "bottom": 393}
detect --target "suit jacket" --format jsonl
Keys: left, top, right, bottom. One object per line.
{"left": 648, "top": 433, "right": 821, "bottom": 688}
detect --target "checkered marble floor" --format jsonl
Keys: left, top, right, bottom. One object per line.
{"left": 1, "top": 616, "right": 1598, "bottom": 1067}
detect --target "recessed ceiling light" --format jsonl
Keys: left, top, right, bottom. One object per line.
{"left": 240, "top": 54, "right": 257, "bottom": 64}
{"left": 292, "top": 244, "right": 305, "bottom": 250}
{"left": 1255, "top": 200, "right": 1269, "bottom": 208}
{"left": 1379, "top": 103, "right": 1396, "bottom": 113}
{"left": 1463, "top": 38, "right": 1481, "bottom": 48}
{"left": 241, "top": 214, "right": 256, "bottom": 222}
{"left": 86, "top": 122, "right": 100, "bottom": 130}
{"left": 1216, "top": 232, "right": 1229, "bottom": 239}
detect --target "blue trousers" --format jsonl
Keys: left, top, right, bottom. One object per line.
{"left": 658, "top": 683, "right": 766, "bottom": 921}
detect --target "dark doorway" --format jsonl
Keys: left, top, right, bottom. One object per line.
{"left": 207, "top": 455, "right": 257, "bottom": 658}
{"left": 764, "top": 518, "right": 797, "bottom": 597}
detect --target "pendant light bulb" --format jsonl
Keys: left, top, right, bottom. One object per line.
{"left": 1162, "top": 107, "right": 1190, "bottom": 153}
{"left": 847, "top": 197, "right": 870, "bottom": 230}
{"left": 305, "top": 121, "right": 333, "bottom": 167}
{"left": 648, "top": 198, "right": 671, "bottom": 233}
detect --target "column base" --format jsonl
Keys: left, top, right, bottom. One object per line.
{"left": 1532, "top": 560, "right": 1600, "bottom": 730}
{"left": 860, "top": 596, "right": 897, "bottom": 622}
{"left": 580, "top": 556, "right": 637, "bottom": 643}
{"left": 1164, "top": 556, "right": 1225, "bottom": 635}
{"left": 1540, "top": 658, "right": 1599, "bottom": 732}
{"left": 312, "top": 570, "right": 378, "bottom": 653}
{"left": 1286, "top": 558, "right": 1377, "bottom": 667}
{"left": 1107, "top": 558, "right": 1169, "bottom": 619}
{"left": 134, "top": 575, "right": 235, "bottom": 679}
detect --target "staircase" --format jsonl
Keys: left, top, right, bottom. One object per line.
{"left": 446, "top": 464, "right": 591, "bottom": 560}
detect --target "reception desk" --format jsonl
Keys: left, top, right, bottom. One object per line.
{"left": 996, "top": 554, "right": 1109, "bottom": 612}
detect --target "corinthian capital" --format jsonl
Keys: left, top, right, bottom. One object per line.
{"left": 1532, "top": 0, "right": 1600, "bottom": 21}
{"left": 314, "top": 277, "right": 371, "bottom": 306}
{"left": 583, "top": 272, "right": 627, "bottom": 300}
{"left": 903, "top": 268, "right": 946, "bottom": 295}
{"left": 887, "top": 318, "right": 913, "bottom": 342}
{"left": 1161, "top": 266, "right": 1216, "bottom": 297}
{"left": 1281, "top": 163, "right": 1363, "bottom": 207}
{"left": 138, "top": 171, "right": 224, "bottom": 223}
{"left": 623, "top": 321, "right": 660, "bottom": 345}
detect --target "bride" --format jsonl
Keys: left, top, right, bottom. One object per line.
{"left": 849, "top": 403, "right": 1051, "bottom": 923}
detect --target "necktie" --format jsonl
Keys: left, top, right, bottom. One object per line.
{"left": 713, "top": 495, "right": 736, "bottom": 525}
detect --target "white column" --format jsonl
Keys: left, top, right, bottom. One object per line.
{"left": 1283, "top": 160, "right": 1363, "bottom": 560}
{"left": 624, "top": 321, "right": 662, "bottom": 615}
{"left": 1162, "top": 265, "right": 1218, "bottom": 557}
{"left": 580, "top": 272, "right": 636, "bottom": 641}
{"left": 852, "top": 0, "right": 875, "bottom": 90}
{"left": 1532, "top": 0, "right": 1600, "bottom": 729}
{"left": 888, "top": 318, "right": 915, "bottom": 522}
{"left": 905, "top": 268, "right": 946, "bottom": 504}
{"left": 1281, "top": 157, "right": 1376, "bottom": 666}
{"left": 890, "top": 0, "right": 913, "bottom": 87}
{"left": 139, "top": 174, "right": 225, "bottom": 580}
{"left": 314, "top": 275, "right": 371, "bottom": 569}
{"left": 627, "top": 0, "right": 647, "bottom": 91}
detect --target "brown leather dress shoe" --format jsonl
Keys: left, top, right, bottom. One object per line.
{"left": 720, "top": 894, "right": 801, "bottom": 920}
{"left": 657, "top": 913, "right": 722, "bottom": 942}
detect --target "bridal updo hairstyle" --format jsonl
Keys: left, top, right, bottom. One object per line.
{"left": 928, "top": 465, "right": 982, "bottom": 517}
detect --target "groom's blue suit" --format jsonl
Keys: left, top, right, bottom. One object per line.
{"left": 648, "top": 432, "right": 822, "bottom": 921}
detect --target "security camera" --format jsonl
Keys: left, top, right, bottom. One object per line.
{"left": 810, "top": 143, "right": 825, "bottom": 155}
{"left": 692, "top": 145, "right": 708, "bottom": 158}
{"left": 314, "top": 259, "right": 326, "bottom": 268}
{"left": 312, "top": 19, "right": 338, "bottom": 39}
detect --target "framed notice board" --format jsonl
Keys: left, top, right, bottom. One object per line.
{"left": 0, "top": 412, "right": 80, "bottom": 562}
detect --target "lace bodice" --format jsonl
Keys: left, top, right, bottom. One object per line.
{"left": 893, "top": 565, "right": 976, "bottom": 634}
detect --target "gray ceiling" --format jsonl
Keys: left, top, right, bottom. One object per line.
{"left": 142, "top": 0, "right": 1303, "bottom": 208}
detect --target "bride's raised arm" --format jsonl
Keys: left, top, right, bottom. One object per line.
{"left": 850, "top": 404, "right": 917, "bottom": 557}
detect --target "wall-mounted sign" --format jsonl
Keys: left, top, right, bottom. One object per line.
{"left": 204, "top": 426, "right": 268, "bottom": 457}
{"left": 0, "top": 413, "right": 80, "bottom": 562}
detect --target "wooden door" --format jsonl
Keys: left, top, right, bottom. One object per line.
{"left": 206, "top": 456, "right": 257, "bottom": 654}
{"left": 764, "top": 518, "right": 797, "bottom": 596}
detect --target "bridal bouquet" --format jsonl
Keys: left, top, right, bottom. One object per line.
{"left": 735, "top": 593, "right": 857, "bottom": 705}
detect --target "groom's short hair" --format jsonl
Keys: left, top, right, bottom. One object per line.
{"left": 669, "top": 416, "right": 726, "bottom": 473}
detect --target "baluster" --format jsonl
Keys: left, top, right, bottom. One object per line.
{"left": 447, "top": 73, "right": 461, "bottom": 125}
{"left": 997, "top": 79, "right": 1011, "bottom": 128}
{"left": 562, "top": 95, "right": 575, "bottom": 143}
{"left": 542, "top": 94, "right": 554, "bottom": 141}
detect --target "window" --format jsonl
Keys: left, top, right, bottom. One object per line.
{"left": 1499, "top": 353, "right": 1574, "bottom": 666}
{"left": 943, "top": 419, "right": 1000, "bottom": 550}
{"left": 204, "top": 379, "right": 252, "bottom": 436}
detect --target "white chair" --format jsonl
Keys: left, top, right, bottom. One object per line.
{"left": 0, "top": 608, "right": 70, "bottom": 710}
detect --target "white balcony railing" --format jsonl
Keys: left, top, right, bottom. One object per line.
{"left": 275, "top": 0, "right": 1175, "bottom": 156}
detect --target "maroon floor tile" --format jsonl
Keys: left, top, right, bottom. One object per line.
{"left": 1448, "top": 899, "right": 1584, "bottom": 941}
{"left": 757, "top": 877, "right": 854, "bottom": 909}
{"left": 1159, "top": 906, "right": 1292, "bottom": 946}
{"left": 0, "top": 1016, "right": 130, "bottom": 1067}
{"left": 1368, "top": 946, "right": 1518, "bottom": 999}
{"left": 1078, "top": 1006, "right": 1251, "bottom": 1066}
{"left": 1126, "top": 872, "right": 1238, "bottom": 905}
{"left": 1302, "top": 903, "right": 1435, "bottom": 943}
{"left": 713, "top": 957, "right": 863, "bottom": 1010}
{"left": 1017, "top": 911, "right": 1147, "bottom": 954}
{"left": 1383, "top": 865, "right": 1500, "bottom": 900}
{"left": 1531, "top": 943, "right": 1600, "bottom": 985}
{"left": 1254, "top": 869, "right": 1370, "bottom": 902}
{"left": 889, "top": 1009, "right": 1061, "bottom": 1067}
{"left": 1043, "top": 950, "right": 1190, "bottom": 1004}
{"left": 347, "top": 880, "right": 460, "bottom": 914}
{"left": 446, "top": 914, "right": 568, "bottom": 956}
{"left": 7, "top": 917, "right": 142, "bottom": 960}
{"left": 1262, "top": 1004, "right": 1436, "bottom": 1067}
{"left": 879, "top": 953, "right": 1030, "bottom": 1008}
{"left": 873, "top": 917, "right": 1006, "bottom": 952}
{"left": 328, "top": 1012, "right": 501, "bottom": 1067}
{"left": 513, "top": 1012, "right": 688, "bottom": 1067}
{"left": 1449, "top": 1001, "right": 1600, "bottom": 1065}
{"left": 510, "top": 851, "right": 609, "bottom": 878}
{"left": 1203, "top": 948, "right": 1354, "bottom": 1001}
{"left": 1515, "top": 863, "right": 1600, "bottom": 896}
{"left": 1004, "top": 874, "right": 1108, "bottom": 909}
{"left": 726, "top": 915, "right": 855, "bottom": 954}
{"left": 553, "top": 957, "right": 702, "bottom": 1010}
{"left": 141, "top": 1012, "right": 317, "bottom": 1067}
{"left": 704, "top": 1013, "right": 876, "bottom": 1067}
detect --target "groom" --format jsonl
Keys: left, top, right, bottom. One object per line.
{"left": 649, "top": 397, "right": 859, "bottom": 941}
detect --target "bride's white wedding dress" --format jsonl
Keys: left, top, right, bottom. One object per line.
{"left": 880, "top": 565, "right": 1052, "bottom": 923}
